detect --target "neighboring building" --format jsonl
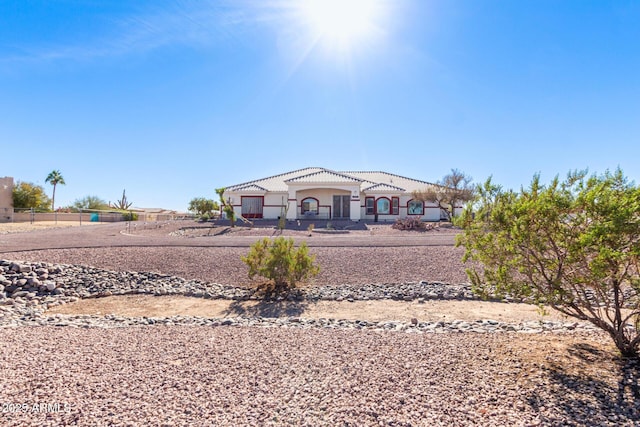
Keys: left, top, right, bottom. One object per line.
{"left": 0, "top": 177, "right": 14, "bottom": 222}
{"left": 130, "top": 207, "right": 180, "bottom": 221}
{"left": 222, "top": 167, "right": 452, "bottom": 222}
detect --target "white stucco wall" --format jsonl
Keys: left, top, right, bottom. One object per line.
{"left": 225, "top": 187, "right": 451, "bottom": 222}
{"left": 294, "top": 188, "right": 351, "bottom": 218}
{"left": 285, "top": 183, "right": 360, "bottom": 220}
{"left": 360, "top": 195, "right": 442, "bottom": 222}
{"left": 225, "top": 191, "right": 291, "bottom": 219}
{"left": 263, "top": 192, "right": 288, "bottom": 219}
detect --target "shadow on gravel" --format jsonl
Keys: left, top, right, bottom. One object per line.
{"left": 525, "top": 343, "right": 640, "bottom": 425}
{"left": 224, "top": 299, "right": 311, "bottom": 318}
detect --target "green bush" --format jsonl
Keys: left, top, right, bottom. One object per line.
{"left": 122, "top": 211, "right": 138, "bottom": 221}
{"left": 188, "top": 197, "right": 219, "bottom": 216}
{"left": 12, "top": 181, "right": 52, "bottom": 211}
{"left": 458, "top": 170, "right": 640, "bottom": 357}
{"left": 242, "top": 237, "right": 319, "bottom": 293}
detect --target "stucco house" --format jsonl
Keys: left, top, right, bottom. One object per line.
{"left": 130, "top": 207, "right": 180, "bottom": 221}
{"left": 222, "top": 167, "right": 452, "bottom": 222}
{"left": 0, "top": 177, "right": 14, "bottom": 222}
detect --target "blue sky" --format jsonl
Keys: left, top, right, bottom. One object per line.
{"left": 1, "top": 0, "right": 639, "bottom": 211}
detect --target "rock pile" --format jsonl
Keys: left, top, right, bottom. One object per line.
{"left": 33, "top": 313, "right": 597, "bottom": 334}
{"left": 0, "top": 259, "right": 599, "bottom": 333}
{"left": 0, "top": 260, "right": 478, "bottom": 306}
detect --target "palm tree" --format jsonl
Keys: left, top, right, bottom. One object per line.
{"left": 45, "top": 170, "right": 66, "bottom": 211}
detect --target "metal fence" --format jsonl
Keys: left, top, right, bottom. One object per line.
{"left": 7, "top": 209, "right": 124, "bottom": 224}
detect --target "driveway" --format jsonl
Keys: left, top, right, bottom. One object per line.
{"left": 0, "top": 221, "right": 458, "bottom": 253}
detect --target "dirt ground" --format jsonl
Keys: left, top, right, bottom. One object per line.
{"left": 0, "top": 221, "right": 104, "bottom": 233}
{"left": 47, "top": 294, "right": 571, "bottom": 323}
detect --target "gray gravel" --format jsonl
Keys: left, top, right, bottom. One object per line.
{"left": 1, "top": 260, "right": 594, "bottom": 333}
{"left": 3, "top": 245, "right": 470, "bottom": 287}
{"left": 1, "top": 327, "right": 638, "bottom": 427}
{"left": 1, "top": 224, "right": 639, "bottom": 426}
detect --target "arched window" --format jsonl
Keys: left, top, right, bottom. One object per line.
{"left": 407, "top": 199, "right": 424, "bottom": 215}
{"left": 376, "top": 198, "right": 391, "bottom": 215}
{"left": 301, "top": 197, "right": 318, "bottom": 214}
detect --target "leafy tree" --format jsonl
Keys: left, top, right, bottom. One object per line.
{"left": 457, "top": 169, "right": 640, "bottom": 358}
{"left": 188, "top": 197, "right": 219, "bottom": 217}
{"left": 72, "top": 195, "right": 109, "bottom": 211}
{"left": 110, "top": 189, "right": 133, "bottom": 210}
{"left": 45, "top": 170, "right": 66, "bottom": 211}
{"left": 413, "top": 168, "right": 475, "bottom": 221}
{"left": 215, "top": 187, "right": 235, "bottom": 227}
{"left": 12, "top": 181, "right": 52, "bottom": 211}
{"left": 242, "top": 237, "right": 319, "bottom": 294}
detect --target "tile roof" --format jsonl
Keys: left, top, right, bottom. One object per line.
{"left": 363, "top": 183, "right": 406, "bottom": 192}
{"left": 342, "top": 171, "right": 436, "bottom": 193}
{"left": 232, "top": 184, "right": 268, "bottom": 192}
{"left": 285, "top": 170, "right": 363, "bottom": 184}
{"left": 225, "top": 167, "right": 324, "bottom": 192}
{"left": 224, "top": 167, "right": 436, "bottom": 194}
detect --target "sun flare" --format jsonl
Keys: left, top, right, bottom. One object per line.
{"left": 298, "top": 0, "right": 383, "bottom": 51}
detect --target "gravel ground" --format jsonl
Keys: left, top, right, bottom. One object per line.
{"left": 0, "top": 221, "right": 93, "bottom": 234}
{"left": 7, "top": 245, "right": 470, "bottom": 287}
{"left": 1, "top": 326, "right": 638, "bottom": 427}
{"left": 1, "top": 217, "right": 467, "bottom": 286}
{"left": 1, "top": 222, "right": 639, "bottom": 426}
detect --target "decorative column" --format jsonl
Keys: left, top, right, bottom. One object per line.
{"left": 350, "top": 188, "right": 361, "bottom": 221}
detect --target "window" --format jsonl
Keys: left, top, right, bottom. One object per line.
{"left": 376, "top": 198, "right": 390, "bottom": 215}
{"left": 301, "top": 197, "right": 318, "bottom": 214}
{"left": 241, "top": 196, "right": 264, "bottom": 218}
{"left": 365, "top": 197, "right": 375, "bottom": 215}
{"left": 408, "top": 200, "right": 424, "bottom": 215}
{"left": 392, "top": 197, "right": 399, "bottom": 215}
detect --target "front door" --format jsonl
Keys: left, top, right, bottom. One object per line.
{"left": 333, "top": 195, "right": 350, "bottom": 219}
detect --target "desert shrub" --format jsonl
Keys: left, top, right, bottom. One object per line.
{"left": 199, "top": 213, "right": 210, "bottom": 222}
{"left": 458, "top": 170, "right": 640, "bottom": 358}
{"left": 72, "top": 195, "right": 109, "bottom": 211}
{"left": 121, "top": 211, "right": 138, "bottom": 221}
{"left": 242, "top": 237, "right": 319, "bottom": 294}
{"left": 392, "top": 217, "right": 431, "bottom": 231}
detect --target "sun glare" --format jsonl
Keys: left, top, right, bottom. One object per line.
{"left": 298, "top": 0, "right": 383, "bottom": 51}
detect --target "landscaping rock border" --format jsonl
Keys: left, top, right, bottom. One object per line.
{"left": 0, "top": 259, "right": 601, "bottom": 334}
